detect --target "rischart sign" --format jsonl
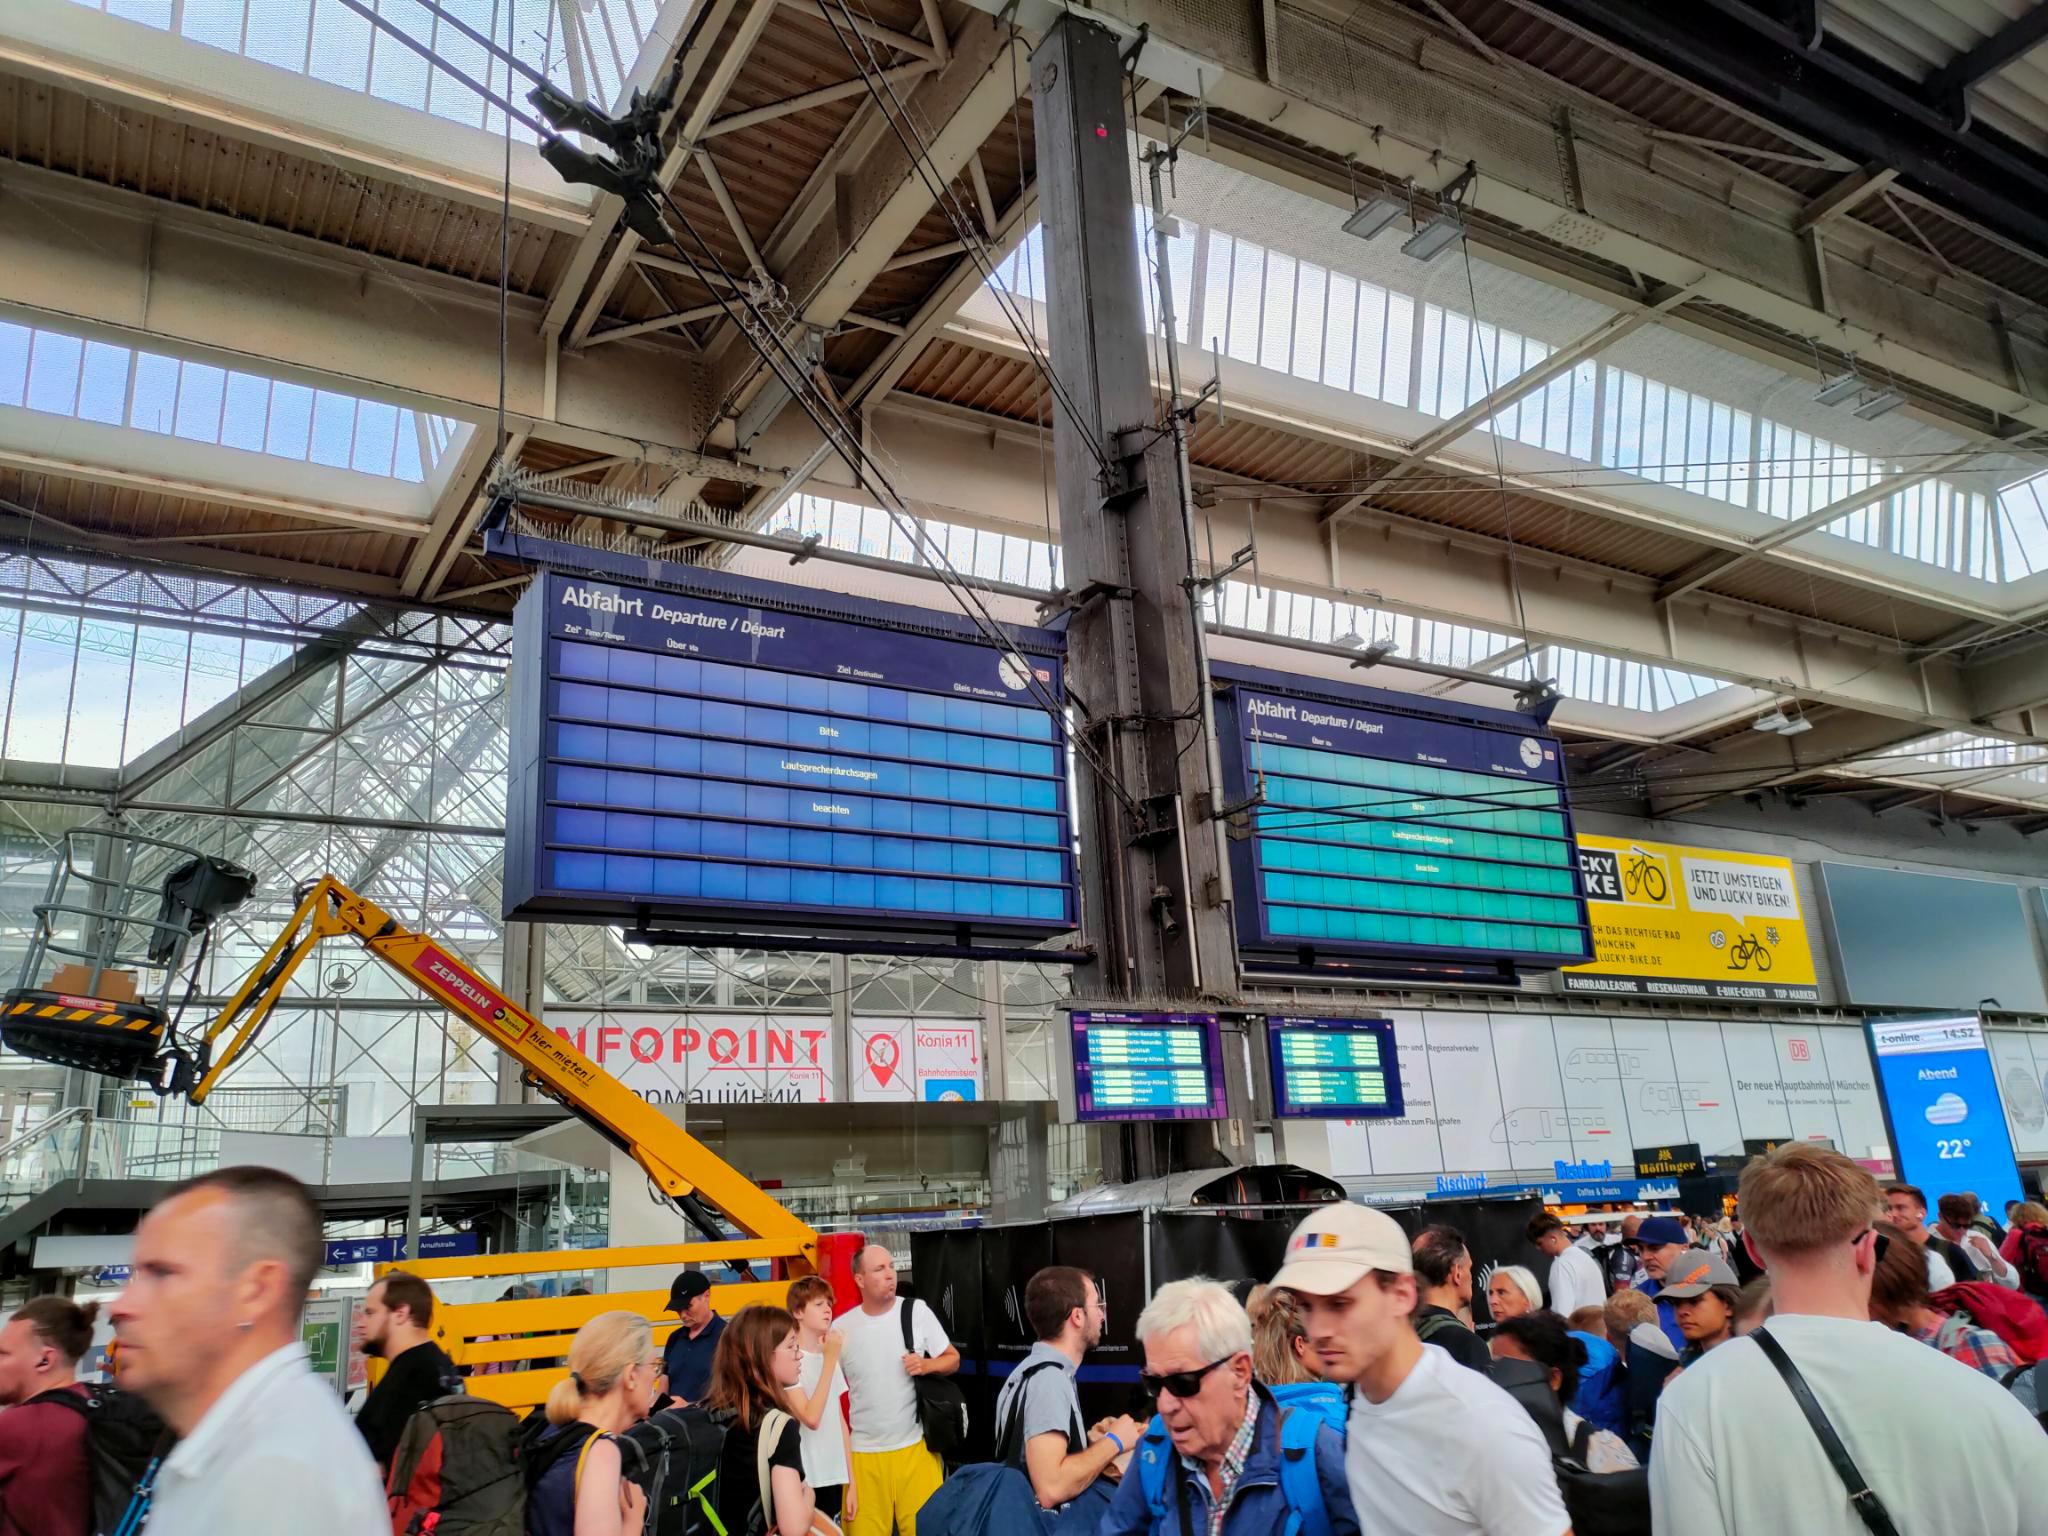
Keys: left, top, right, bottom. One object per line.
{"left": 547, "top": 1012, "right": 833, "bottom": 1105}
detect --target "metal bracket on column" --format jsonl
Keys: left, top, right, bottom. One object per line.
{"left": 1186, "top": 542, "right": 1257, "bottom": 594}
{"left": 1102, "top": 425, "right": 1166, "bottom": 512}
{"left": 1035, "top": 580, "right": 1135, "bottom": 623}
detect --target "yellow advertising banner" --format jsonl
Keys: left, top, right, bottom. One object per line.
{"left": 1562, "top": 834, "right": 1820, "bottom": 1002}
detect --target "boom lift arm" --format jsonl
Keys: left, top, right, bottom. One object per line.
{"left": 186, "top": 877, "right": 818, "bottom": 1264}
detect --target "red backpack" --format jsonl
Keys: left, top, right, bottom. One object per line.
{"left": 2012, "top": 1224, "right": 2048, "bottom": 1298}
{"left": 1928, "top": 1281, "right": 2048, "bottom": 1364}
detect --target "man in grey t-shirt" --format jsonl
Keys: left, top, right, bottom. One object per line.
{"left": 993, "top": 1267, "right": 1141, "bottom": 1511}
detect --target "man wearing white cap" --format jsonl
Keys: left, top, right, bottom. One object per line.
{"left": 1274, "top": 1204, "right": 1571, "bottom": 1536}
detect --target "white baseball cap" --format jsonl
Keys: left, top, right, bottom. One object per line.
{"left": 1271, "top": 1203, "right": 1414, "bottom": 1295}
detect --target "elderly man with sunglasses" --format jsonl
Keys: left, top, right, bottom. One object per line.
{"left": 1098, "top": 1277, "right": 1358, "bottom": 1536}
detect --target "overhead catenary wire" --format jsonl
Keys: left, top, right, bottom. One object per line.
{"left": 632, "top": 177, "right": 1151, "bottom": 821}
{"left": 807, "top": 0, "right": 1119, "bottom": 485}
{"left": 351, "top": 0, "right": 1150, "bottom": 818}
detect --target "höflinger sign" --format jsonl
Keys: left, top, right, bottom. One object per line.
{"left": 1563, "top": 834, "right": 1820, "bottom": 1002}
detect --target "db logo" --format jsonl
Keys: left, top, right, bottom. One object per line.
{"left": 1789, "top": 1038, "right": 1811, "bottom": 1062}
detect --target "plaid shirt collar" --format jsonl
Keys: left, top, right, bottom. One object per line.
{"left": 1180, "top": 1387, "right": 1264, "bottom": 1536}
{"left": 1912, "top": 1314, "right": 2016, "bottom": 1380}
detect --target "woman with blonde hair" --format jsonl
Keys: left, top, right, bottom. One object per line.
{"left": 2000, "top": 1200, "right": 2048, "bottom": 1320}
{"left": 525, "top": 1310, "right": 660, "bottom": 1536}
{"left": 706, "top": 1305, "right": 831, "bottom": 1536}
{"left": 1243, "top": 1282, "right": 1344, "bottom": 1435}
{"left": 1245, "top": 1283, "right": 1315, "bottom": 1385}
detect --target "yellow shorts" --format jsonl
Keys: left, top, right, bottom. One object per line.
{"left": 847, "top": 1440, "right": 944, "bottom": 1536}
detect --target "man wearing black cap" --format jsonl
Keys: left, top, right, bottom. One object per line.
{"left": 1629, "top": 1215, "right": 1691, "bottom": 1354}
{"left": 661, "top": 1272, "right": 725, "bottom": 1407}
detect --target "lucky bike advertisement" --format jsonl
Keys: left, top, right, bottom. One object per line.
{"left": 1562, "top": 834, "right": 1820, "bottom": 1002}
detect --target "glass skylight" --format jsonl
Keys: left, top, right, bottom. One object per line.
{"left": 981, "top": 181, "right": 2036, "bottom": 588}
{"left": 61, "top": 0, "right": 665, "bottom": 138}
{"left": 1997, "top": 471, "right": 2048, "bottom": 580}
{"left": 0, "top": 317, "right": 458, "bottom": 484}
{"left": 1873, "top": 731, "right": 2048, "bottom": 788}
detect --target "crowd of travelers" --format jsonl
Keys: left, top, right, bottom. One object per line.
{"left": 5, "top": 1150, "right": 2048, "bottom": 1534}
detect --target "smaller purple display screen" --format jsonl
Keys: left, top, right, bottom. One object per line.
{"left": 1070, "top": 1010, "right": 1226, "bottom": 1122}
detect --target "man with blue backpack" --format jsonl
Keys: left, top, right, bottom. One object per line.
{"left": 1098, "top": 1277, "right": 1357, "bottom": 1536}
{"left": 1274, "top": 1204, "right": 1571, "bottom": 1536}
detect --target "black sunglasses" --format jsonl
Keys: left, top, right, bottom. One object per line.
{"left": 1858, "top": 1228, "right": 1891, "bottom": 1266}
{"left": 1140, "top": 1355, "right": 1233, "bottom": 1401}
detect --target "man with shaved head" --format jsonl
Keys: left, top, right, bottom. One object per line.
{"left": 837, "top": 1242, "right": 958, "bottom": 1536}
{"left": 109, "top": 1166, "right": 385, "bottom": 1535}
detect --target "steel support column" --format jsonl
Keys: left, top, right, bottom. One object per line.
{"left": 1033, "top": 17, "right": 1241, "bottom": 1178}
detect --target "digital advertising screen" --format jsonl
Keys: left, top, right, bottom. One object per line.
{"left": 1266, "top": 1015, "right": 1403, "bottom": 1119}
{"left": 1069, "top": 1010, "right": 1226, "bottom": 1122}
{"left": 1867, "top": 1015, "right": 2025, "bottom": 1216}
{"left": 1212, "top": 662, "right": 1593, "bottom": 976}
{"left": 502, "top": 569, "right": 1075, "bottom": 941}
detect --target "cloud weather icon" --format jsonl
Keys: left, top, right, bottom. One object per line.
{"left": 1925, "top": 1092, "right": 1969, "bottom": 1126}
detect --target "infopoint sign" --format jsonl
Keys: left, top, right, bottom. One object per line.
{"left": 1563, "top": 834, "right": 1819, "bottom": 1002}
{"left": 1867, "top": 1015, "right": 2024, "bottom": 1217}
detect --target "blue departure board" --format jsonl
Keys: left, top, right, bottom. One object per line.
{"left": 1070, "top": 1010, "right": 1226, "bottom": 1121}
{"left": 1214, "top": 662, "right": 1593, "bottom": 976}
{"left": 503, "top": 568, "right": 1076, "bottom": 939}
{"left": 1267, "top": 1016, "right": 1404, "bottom": 1118}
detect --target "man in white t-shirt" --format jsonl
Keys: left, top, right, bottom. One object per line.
{"left": 1652, "top": 1144, "right": 2048, "bottom": 1536}
{"left": 836, "top": 1243, "right": 958, "bottom": 1536}
{"left": 1274, "top": 1203, "right": 1571, "bottom": 1536}
{"left": 1529, "top": 1213, "right": 1605, "bottom": 1317}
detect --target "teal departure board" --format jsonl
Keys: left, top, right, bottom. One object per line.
{"left": 1267, "top": 1016, "right": 1403, "bottom": 1118}
{"left": 1070, "top": 1010, "right": 1227, "bottom": 1121}
{"left": 1214, "top": 662, "right": 1594, "bottom": 977}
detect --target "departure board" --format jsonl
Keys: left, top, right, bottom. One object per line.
{"left": 1214, "top": 662, "right": 1593, "bottom": 976}
{"left": 503, "top": 569, "right": 1076, "bottom": 940}
{"left": 1267, "top": 1016, "right": 1404, "bottom": 1118}
{"left": 1070, "top": 1010, "right": 1226, "bottom": 1122}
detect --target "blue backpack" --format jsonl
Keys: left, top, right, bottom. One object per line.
{"left": 1134, "top": 1402, "right": 1332, "bottom": 1536}
{"left": 1567, "top": 1331, "right": 1626, "bottom": 1438}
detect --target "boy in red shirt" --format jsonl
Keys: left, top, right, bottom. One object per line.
{"left": 0, "top": 1295, "right": 98, "bottom": 1536}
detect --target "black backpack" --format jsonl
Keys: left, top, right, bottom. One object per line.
{"left": 900, "top": 1300, "right": 968, "bottom": 1461}
{"left": 616, "top": 1405, "right": 730, "bottom": 1536}
{"left": 1490, "top": 1357, "right": 1651, "bottom": 1536}
{"left": 28, "top": 1383, "right": 170, "bottom": 1536}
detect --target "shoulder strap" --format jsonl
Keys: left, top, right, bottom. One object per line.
{"left": 24, "top": 1386, "right": 88, "bottom": 1416}
{"left": 572, "top": 1429, "right": 605, "bottom": 1502}
{"left": 757, "top": 1409, "right": 793, "bottom": 1534}
{"left": 1568, "top": 1418, "right": 1594, "bottom": 1467}
{"left": 1138, "top": 1417, "right": 1172, "bottom": 1519}
{"left": 1414, "top": 1311, "right": 1454, "bottom": 1342}
{"left": 994, "top": 1360, "right": 1071, "bottom": 1468}
{"left": 899, "top": 1299, "right": 916, "bottom": 1353}
{"left": 1274, "top": 1407, "right": 1332, "bottom": 1536}
{"left": 1751, "top": 1330, "right": 1900, "bottom": 1536}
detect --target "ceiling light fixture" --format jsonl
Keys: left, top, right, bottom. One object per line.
{"left": 1342, "top": 190, "right": 1406, "bottom": 241}
{"left": 1813, "top": 372, "right": 1864, "bottom": 407}
{"left": 1402, "top": 213, "right": 1464, "bottom": 262}
{"left": 1777, "top": 712, "right": 1814, "bottom": 736}
{"left": 1852, "top": 389, "right": 1905, "bottom": 420}
{"left": 1751, "top": 707, "right": 1791, "bottom": 733}
{"left": 1400, "top": 162, "right": 1477, "bottom": 264}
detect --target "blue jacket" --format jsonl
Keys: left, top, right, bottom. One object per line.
{"left": 1633, "top": 1277, "right": 1688, "bottom": 1354}
{"left": 1567, "top": 1330, "right": 1625, "bottom": 1437}
{"left": 1097, "top": 1385, "right": 1359, "bottom": 1536}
